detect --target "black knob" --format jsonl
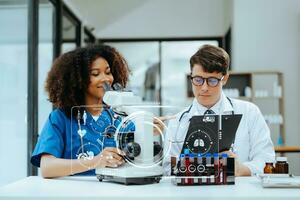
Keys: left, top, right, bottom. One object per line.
{"left": 153, "top": 141, "right": 162, "bottom": 156}
{"left": 125, "top": 142, "right": 141, "bottom": 157}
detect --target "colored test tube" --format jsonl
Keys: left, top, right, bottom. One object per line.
{"left": 178, "top": 154, "right": 186, "bottom": 185}
{"left": 206, "top": 153, "right": 211, "bottom": 184}
{"left": 213, "top": 153, "right": 220, "bottom": 184}
{"left": 222, "top": 153, "right": 228, "bottom": 184}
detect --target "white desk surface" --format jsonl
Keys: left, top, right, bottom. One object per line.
{"left": 0, "top": 176, "right": 300, "bottom": 200}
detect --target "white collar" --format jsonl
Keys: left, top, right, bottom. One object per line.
{"left": 194, "top": 96, "right": 222, "bottom": 115}
{"left": 222, "top": 92, "right": 234, "bottom": 113}
{"left": 186, "top": 92, "right": 234, "bottom": 120}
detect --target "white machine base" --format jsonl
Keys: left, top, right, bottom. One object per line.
{"left": 96, "top": 164, "right": 163, "bottom": 185}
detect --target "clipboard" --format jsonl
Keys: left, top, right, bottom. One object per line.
{"left": 180, "top": 114, "right": 242, "bottom": 154}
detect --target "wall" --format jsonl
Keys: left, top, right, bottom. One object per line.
{"left": 0, "top": 4, "right": 28, "bottom": 187}
{"left": 65, "top": 0, "right": 232, "bottom": 38}
{"left": 231, "top": 0, "right": 300, "bottom": 174}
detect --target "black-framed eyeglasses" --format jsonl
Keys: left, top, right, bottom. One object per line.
{"left": 190, "top": 75, "right": 224, "bottom": 87}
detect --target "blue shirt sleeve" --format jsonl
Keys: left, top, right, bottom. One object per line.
{"left": 31, "top": 109, "right": 66, "bottom": 167}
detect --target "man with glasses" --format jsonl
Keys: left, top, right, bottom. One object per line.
{"left": 163, "top": 45, "right": 275, "bottom": 176}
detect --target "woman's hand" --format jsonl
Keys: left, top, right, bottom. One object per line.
{"left": 40, "top": 148, "right": 126, "bottom": 178}
{"left": 92, "top": 147, "right": 125, "bottom": 168}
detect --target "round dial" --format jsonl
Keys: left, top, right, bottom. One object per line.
{"left": 185, "top": 129, "right": 214, "bottom": 154}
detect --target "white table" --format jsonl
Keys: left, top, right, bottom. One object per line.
{"left": 0, "top": 176, "right": 300, "bottom": 200}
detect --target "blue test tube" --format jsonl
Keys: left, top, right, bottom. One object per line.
{"left": 221, "top": 153, "right": 228, "bottom": 184}
{"left": 213, "top": 153, "right": 220, "bottom": 184}
{"left": 178, "top": 154, "right": 186, "bottom": 185}
{"left": 196, "top": 153, "right": 203, "bottom": 184}
{"left": 205, "top": 153, "right": 212, "bottom": 184}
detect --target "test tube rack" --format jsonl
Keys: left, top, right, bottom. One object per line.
{"left": 171, "top": 153, "right": 235, "bottom": 186}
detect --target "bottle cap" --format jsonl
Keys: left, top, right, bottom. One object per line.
{"left": 213, "top": 153, "right": 219, "bottom": 157}
{"left": 184, "top": 149, "right": 190, "bottom": 155}
{"left": 221, "top": 153, "right": 228, "bottom": 158}
{"left": 276, "top": 157, "right": 287, "bottom": 162}
{"left": 265, "top": 158, "right": 274, "bottom": 163}
{"left": 197, "top": 153, "right": 202, "bottom": 157}
{"left": 206, "top": 153, "right": 211, "bottom": 157}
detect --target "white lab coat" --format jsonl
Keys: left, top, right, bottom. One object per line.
{"left": 162, "top": 92, "right": 275, "bottom": 176}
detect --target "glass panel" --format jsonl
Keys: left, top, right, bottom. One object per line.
{"left": 38, "top": 2, "right": 54, "bottom": 135}
{"left": 62, "top": 42, "right": 76, "bottom": 53}
{"left": 70, "top": 104, "right": 185, "bottom": 176}
{"left": 161, "top": 41, "right": 219, "bottom": 109}
{"left": 62, "top": 13, "right": 77, "bottom": 53}
{"left": 105, "top": 42, "right": 160, "bottom": 103}
{"left": 62, "top": 15, "right": 76, "bottom": 40}
{"left": 0, "top": 0, "right": 28, "bottom": 186}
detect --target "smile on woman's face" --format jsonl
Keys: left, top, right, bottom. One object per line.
{"left": 85, "top": 57, "right": 114, "bottom": 105}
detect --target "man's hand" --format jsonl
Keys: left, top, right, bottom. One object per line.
{"left": 153, "top": 115, "right": 176, "bottom": 136}
{"left": 220, "top": 150, "right": 251, "bottom": 176}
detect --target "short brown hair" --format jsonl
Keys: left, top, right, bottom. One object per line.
{"left": 190, "top": 44, "right": 230, "bottom": 75}
{"left": 45, "top": 44, "right": 130, "bottom": 117}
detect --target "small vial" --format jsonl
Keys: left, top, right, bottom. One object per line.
{"left": 200, "top": 154, "right": 207, "bottom": 184}
{"left": 193, "top": 154, "right": 198, "bottom": 175}
{"left": 178, "top": 154, "right": 186, "bottom": 185}
{"left": 264, "top": 161, "right": 275, "bottom": 174}
{"left": 275, "top": 157, "right": 289, "bottom": 174}
{"left": 221, "top": 153, "right": 228, "bottom": 184}
{"left": 183, "top": 149, "right": 191, "bottom": 185}
{"left": 196, "top": 153, "right": 203, "bottom": 184}
{"left": 213, "top": 153, "right": 219, "bottom": 184}
{"left": 171, "top": 156, "right": 177, "bottom": 175}
{"left": 178, "top": 154, "right": 186, "bottom": 175}
{"left": 206, "top": 153, "right": 212, "bottom": 184}
{"left": 188, "top": 153, "right": 196, "bottom": 184}
{"left": 188, "top": 154, "right": 196, "bottom": 174}
{"left": 199, "top": 154, "right": 206, "bottom": 175}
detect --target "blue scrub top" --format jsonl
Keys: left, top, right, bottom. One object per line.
{"left": 31, "top": 108, "right": 135, "bottom": 176}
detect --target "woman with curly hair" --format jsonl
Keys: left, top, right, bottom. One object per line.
{"left": 31, "top": 45, "right": 134, "bottom": 178}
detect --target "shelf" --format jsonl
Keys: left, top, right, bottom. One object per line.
{"left": 275, "top": 146, "right": 300, "bottom": 153}
{"left": 253, "top": 97, "right": 282, "bottom": 100}
{"left": 225, "top": 71, "right": 285, "bottom": 146}
{"left": 236, "top": 96, "right": 251, "bottom": 101}
{"left": 229, "top": 96, "right": 281, "bottom": 100}
{"left": 229, "top": 71, "right": 283, "bottom": 75}
{"left": 266, "top": 123, "right": 283, "bottom": 126}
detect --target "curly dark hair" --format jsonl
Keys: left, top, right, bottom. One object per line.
{"left": 45, "top": 44, "right": 130, "bottom": 117}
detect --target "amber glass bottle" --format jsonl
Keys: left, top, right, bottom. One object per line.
{"left": 264, "top": 162, "right": 275, "bottom": 174}
{"left": 275, "top": 157, "right": 289, "bottom": 174}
